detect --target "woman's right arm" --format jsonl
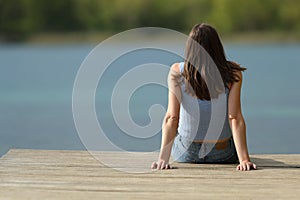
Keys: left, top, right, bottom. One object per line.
{"left": 228, "top": 71, "right": 257, "bottom": 171}
{"left": 151, "top": 63, "right": 181, "bottom": 170}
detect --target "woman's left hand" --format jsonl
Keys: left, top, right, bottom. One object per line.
{"left": 236, "top": 161, "right": 257, "bottom": 171}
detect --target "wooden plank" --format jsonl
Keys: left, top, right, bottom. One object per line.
{"left": 0, "top": 149, "right": 299, "bottom": 199}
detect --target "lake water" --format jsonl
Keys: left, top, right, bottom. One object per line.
{"left": 1, "top": 42, "right": 300, "bottom": 157}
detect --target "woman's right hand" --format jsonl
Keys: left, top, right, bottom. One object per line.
{"left": 151, "top": 159, "right": 171, "bottom": 170}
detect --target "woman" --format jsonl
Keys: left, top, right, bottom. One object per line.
{"left": 151, "top": 23, "right": 257, "bottom": 171}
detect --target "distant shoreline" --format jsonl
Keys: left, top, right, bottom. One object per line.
{"left": 1, "top": 31, "right": 299, "bottom": 45}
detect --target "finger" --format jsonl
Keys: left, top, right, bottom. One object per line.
{"left": 240, "top": 164, "right": 244, "bottom": 171}
{"left": 252, "top": 163, "right": 257, "bottom": 170}
{"left": 242, "top": 163, "right": 246, "bottom": 171}
{"left": 236, "top": 165, "right": 240, "bottom": 170}
{"left": 158, "top": 161, "right": 164, "bottom": 170}
{"left": 151, "top": 162, "right": 155, "bottom": 169}
{"left": 151, "top": 162, "right": 157, "bottom": 169}
{"left": 157, "top": 161, "right": 162, "bottom": 170}
{"left": 161, "top": 161, "right": 166, "bottom": 170}
{"left": 162, "top": 161, "right": 167, "bottom": 170}
{"left": 162, "top": 162, "right": 170, "bottom": 170}
{"left": 163, "top": 164, "right": 168, "bottom": 170}
{"left": 246, "top": 163, "right": 250, "bottom": 171}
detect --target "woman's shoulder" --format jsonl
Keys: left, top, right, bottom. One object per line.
{"left": 233, "top": 70, "right": 243, "bottom": 80}
{"left": 170, "top": 62, "right": 183, "bottom": 74}
{"left": 169, "top": 63, "right": 183, "bottom": 86}
{"left": 227, "top": 70, "right": 243, "bottom": 90}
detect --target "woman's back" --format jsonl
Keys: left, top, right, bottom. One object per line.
{"left": 178, "top": 62, "right": 232, "bottom": 141}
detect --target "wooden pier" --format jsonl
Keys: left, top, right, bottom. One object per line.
{"left": 0, "top": 149, "right": 299, "bottom": 199}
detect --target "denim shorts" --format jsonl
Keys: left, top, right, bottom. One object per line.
{"left": 171, "top": 134, "right": 239, "bottom": 164}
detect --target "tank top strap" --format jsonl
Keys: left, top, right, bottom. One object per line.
{"left": 179, "top": 62, "right": 184, "bottom": 73}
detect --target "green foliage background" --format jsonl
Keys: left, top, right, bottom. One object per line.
{"left": 1, "top": 0, "right": 300, "bottom": 41}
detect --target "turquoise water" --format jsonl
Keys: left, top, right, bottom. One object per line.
{"left": 0, "top": 43, "right": 300, "bottom": 156}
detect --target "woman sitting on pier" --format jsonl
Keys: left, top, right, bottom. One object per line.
{"left": 152, "top": 23, "right": 257, "bottom": 171}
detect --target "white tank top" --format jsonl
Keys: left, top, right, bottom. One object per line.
{"left": 177, "top": 62, "right": 232, "bottom": 141}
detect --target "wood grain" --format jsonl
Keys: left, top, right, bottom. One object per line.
{"left": 0, "top": 149, "right": 299, "bottom": 199}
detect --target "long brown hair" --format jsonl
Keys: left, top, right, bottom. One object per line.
{"left": 183, "top": 23, "right": 246, "bottom": 100}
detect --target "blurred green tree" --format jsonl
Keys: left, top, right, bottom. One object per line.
{"left": 0, "top": 0, "right": 30, "bottom": 41}
{"left": 279, "top": 0, "right": 300, "bottom": 32}
{"left": 0, "top": 0, "right": 299, "bottom": 41}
